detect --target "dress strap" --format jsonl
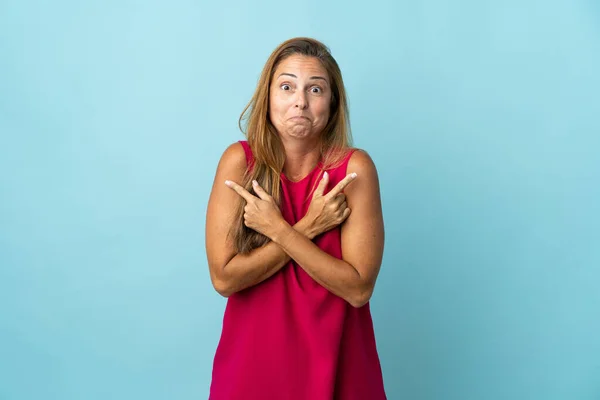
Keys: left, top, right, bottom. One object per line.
{"left": 339, "top": 148, "right": 358, "bottom": 173}
{"left": 238, "top": 140, "right": 255, "bottom": 170}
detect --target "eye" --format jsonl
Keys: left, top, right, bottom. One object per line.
{"left": 280, "top": 84, "right": 291, "bottom": 91}
{"left": 310, "top": 86, "right": 322, "bottom": 94}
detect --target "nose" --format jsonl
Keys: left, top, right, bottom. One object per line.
{"left": 295, "top": 91, "right": 308, "bottom": 110}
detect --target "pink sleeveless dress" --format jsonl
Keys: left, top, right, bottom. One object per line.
{"left": 209, "top": 140, "right": 386, "bottom": 400}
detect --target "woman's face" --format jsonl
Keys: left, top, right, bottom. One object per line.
{"left": 268, "top": 55, "right": 332, "bottom": 141}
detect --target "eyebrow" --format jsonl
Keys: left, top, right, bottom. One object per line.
{"left": 278, "top": 73, "right": 328, "bottom": 82}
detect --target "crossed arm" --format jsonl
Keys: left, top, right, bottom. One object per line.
{"left": 205, "top": 142, "right": 384, "bottom": 308}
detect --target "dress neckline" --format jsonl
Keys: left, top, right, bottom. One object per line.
{"left": 280, "top": 162, "right": 323, "bottom": 184}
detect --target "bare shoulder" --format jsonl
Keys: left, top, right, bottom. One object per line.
{"left": 209, "top": 142, "right": 248, "bottom": 194}
{"left": 347, "top": 148, "right": 379, "bottom": 184}
{"left": 207, "top": 142, "right": 248, "bottom": 224}
{"left": 217, "top": 141, "right": 247, "bottom": 171}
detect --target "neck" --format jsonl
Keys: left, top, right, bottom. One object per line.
{"left": 279, "top": 136, "right": 321, "bottom": 181}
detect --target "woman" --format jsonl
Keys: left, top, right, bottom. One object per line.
{"left": 205, "top": 37, "right": 386, "bottom": 399}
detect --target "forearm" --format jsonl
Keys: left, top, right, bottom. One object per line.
{"left": 217, "top": 219, "right": 316, "bottom": 296}
{"left": 272, "top": 223, "right": 369, "bottom": 308}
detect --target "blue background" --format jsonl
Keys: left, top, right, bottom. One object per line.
{"left": 1, "top": 0, "right": 599, "bottom": 399}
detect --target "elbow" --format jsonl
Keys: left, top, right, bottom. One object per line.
{"left": 348, "top": 284, "right": 374, "bottom": 308}
{"left": 210, "top": 269, "right": 235, "bottom": 298}
{"left": 209, "top": 256, "right": 244, "bottom": 298}
{"left": 349, "top": 295, "right": 370, "bottom": 309}
{"left": 213, "top": 280, "right": 233, "bottom": 298}
{"left": 212, "top": 277, "right": 235, "bottom": 298}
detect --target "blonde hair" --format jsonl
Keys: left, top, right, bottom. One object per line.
{"left": 232, "top": 37, "right": 353, "bottom": 254}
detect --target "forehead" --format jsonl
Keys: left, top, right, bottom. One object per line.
{"left": 273, "top": 55, "right": 328, "bottom": 79}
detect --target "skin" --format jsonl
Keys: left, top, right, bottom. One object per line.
{"left": 269, "top": 55, "right": 331, "bottom": 181}
{"left": 205, "top": 55, "right": 384, "bottom": 307}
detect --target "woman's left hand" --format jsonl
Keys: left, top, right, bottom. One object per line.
{"left": 225, "top": 179, "right": 286, "bottom": 240}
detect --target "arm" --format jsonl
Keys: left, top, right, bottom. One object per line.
{"left": 212, "top": 224, "right": 311, "bottom": 297}
{"left": 205, "top": 143, "right": 303, "bottom": 296}
{"left": 206, "top": 143, "right": 352, "bottom": 297}
{"left": 272, "top": 150, "right": 385, "bottom": 308}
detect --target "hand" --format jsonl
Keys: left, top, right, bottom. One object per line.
{"left": 301, "top": 171, "right": 357, "bottom": 239}
{"left": 225, "top": 179, "right": 287, "bottom": 240}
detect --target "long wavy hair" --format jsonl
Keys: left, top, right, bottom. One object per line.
{"left": 231, "top": 37, "right": 353, "bottom": 254}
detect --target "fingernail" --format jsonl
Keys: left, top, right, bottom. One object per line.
{"left": 324, "top": 171, "right": 328, "bottom": 179}
{"left": 252, "top": 180, "right": 258, "bottom": 186}
{"left": 225, "top": 180, "right": 231, "bottom": 186}
{"left": 351, "top": 173, "right": 357, "bottom": 178}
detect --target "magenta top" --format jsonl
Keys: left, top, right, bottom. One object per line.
{"left": 209, "top": 141, "right": 386, "bottom": 399}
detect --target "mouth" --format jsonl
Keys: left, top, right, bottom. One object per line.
{"left": 289, "top": 116, "right": 310, "bottom": 122}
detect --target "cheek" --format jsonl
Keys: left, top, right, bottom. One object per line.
{"left": 313, "top": 99, "right": 331, "bottom": 121}
{"left": 269, "top": 93, "right": 288, "bottom": 117}
{"left": 268, "top": 98, "right": 279, "bottom": 122}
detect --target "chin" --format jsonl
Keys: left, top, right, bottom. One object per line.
{"left": 283, "top": 125, "right": 312, "bottom": 138}
{"left": 287, "top": 130, "right": 317, "bottom": 140}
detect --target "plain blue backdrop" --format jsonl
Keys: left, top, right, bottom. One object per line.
{"left": 1, "top": 0, "right": 599, "bottom": 399}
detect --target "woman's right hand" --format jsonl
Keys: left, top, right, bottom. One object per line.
{"left": 300, "top": 171, "right": 358, "bottom": 239}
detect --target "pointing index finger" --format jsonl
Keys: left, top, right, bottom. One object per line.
{"left": 325, "top": 173, "right": 357, "bottom": 199}
{"left": 225, "top": 180, "right": 255, "bottom": 202}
